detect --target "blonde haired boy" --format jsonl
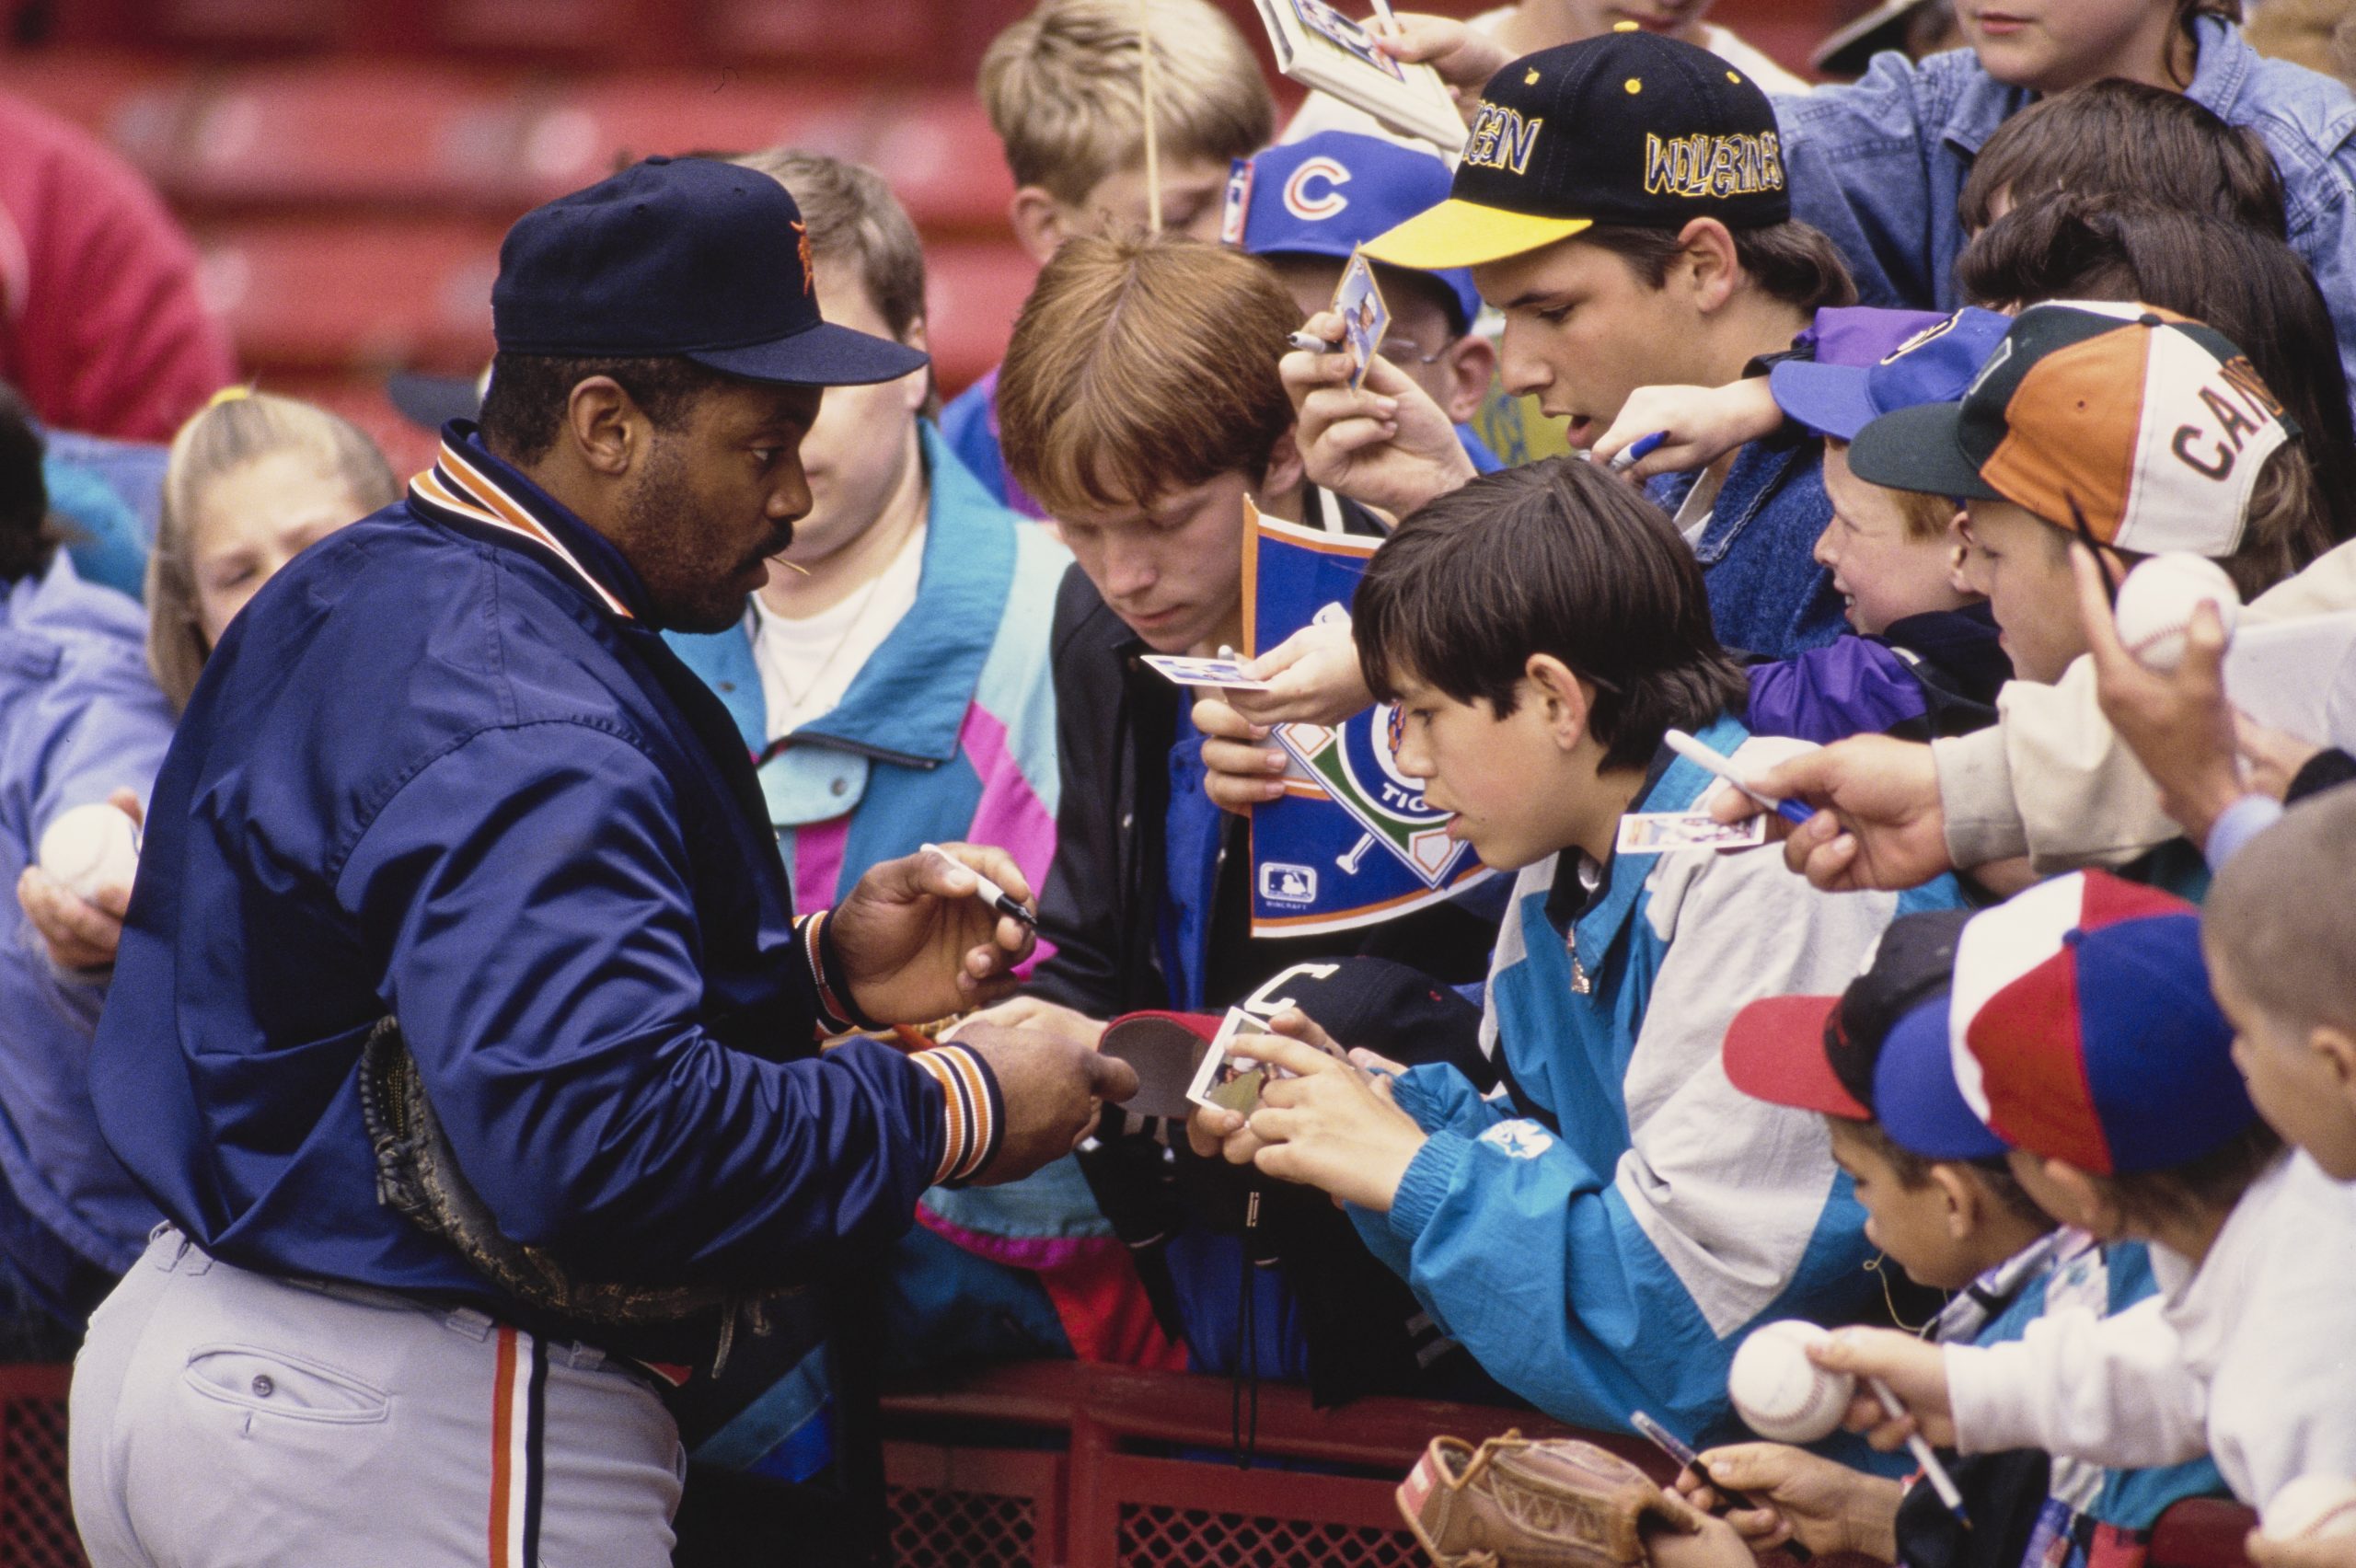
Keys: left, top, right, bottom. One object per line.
{"left": 942, "top": 0, "right": 1276, "bottom": 517}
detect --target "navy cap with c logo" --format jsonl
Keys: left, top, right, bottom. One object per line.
{"left": 491, "top": 156, "right": 929, "bottom": 386}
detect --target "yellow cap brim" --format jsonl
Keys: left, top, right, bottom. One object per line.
{"left": 1359, "top": 200, "right": 1594, "bottom": 272}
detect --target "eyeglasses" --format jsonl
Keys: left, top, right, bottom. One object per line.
{"left": 1377, "top": 335, "right": 1449, "bottom": 366}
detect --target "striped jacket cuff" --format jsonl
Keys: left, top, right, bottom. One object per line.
{"left": 911, "top": 1044, "right": 1004, "bottom": 1187}
{"left": 795, "top": 912, "right": 881, "bottom": 1036}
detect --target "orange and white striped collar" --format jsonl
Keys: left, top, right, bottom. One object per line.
{"left": 409, "top": 435, "right": 639, "bottom": 621}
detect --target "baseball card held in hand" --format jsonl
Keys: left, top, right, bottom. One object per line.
{"left": 1187, "top": 1008, "right": 1282, "bottom": 1115}
{"left": 1334, "top": 250, "right": 1390, "bottom": 393}
{"left": 1140, "top": 653, "right": 1276, "bottom": 691}
{"left": 1614, "top": 810, "right": 1768, "bottom": 856}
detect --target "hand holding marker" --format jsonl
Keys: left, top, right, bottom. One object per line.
{"left": 1870, "top": 1377, "right": 1970, "bottom": 1528}
{"left": 1608, "top": 431, "right": 1668, "bottom": 472}
{"left": 1663, "top": 730, "right": 1816, "bottom": 829}
{"left": 1631, "top": 1411, "right": 1813, "bottom": 1562}
{"left": 918, "top": 843, "right": 1037, "bottom": 932}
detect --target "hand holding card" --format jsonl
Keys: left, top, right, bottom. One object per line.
{"left": 1142, "top": 654, "right": 1276, "bottom": 691}
{"left": 1333, "top": 251, "right": 1391, "bottom": 394}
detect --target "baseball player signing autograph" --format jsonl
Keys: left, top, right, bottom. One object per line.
{"left": 67, "top": 156, "right": 1133, "bottom": 1568}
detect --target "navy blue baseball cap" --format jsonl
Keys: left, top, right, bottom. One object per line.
{"left": 1769, "top": 306, "right": 2013, "bottom": 444}
{"left": 491, "top": 156, "right": 929, "bottom": 386}
{"left": 1222, "top": 133, "right": 1483, "bottom": 333}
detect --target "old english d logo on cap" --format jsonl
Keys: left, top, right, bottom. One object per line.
{"left": 1363, "top": 28, "right": 1790, "bottom": 273}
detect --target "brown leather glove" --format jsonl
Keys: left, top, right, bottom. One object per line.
{"left": 1397, "top": 1432, "right": 1702, "bottom": 1568}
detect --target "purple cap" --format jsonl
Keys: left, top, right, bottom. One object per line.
{"left": 1770, "top": 306, "right": 2014, "bottom": 443}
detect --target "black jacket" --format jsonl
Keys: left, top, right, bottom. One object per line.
{"left": 1029, "top": 490, "right": 1496, "bottom": 1018}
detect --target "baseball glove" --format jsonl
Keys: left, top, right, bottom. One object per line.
{"left": 1396, "top": 1431, "right": 1702, "bottom": 1568}
{"left": 358, "top": 1015, "right": 800, "bottom": 1366}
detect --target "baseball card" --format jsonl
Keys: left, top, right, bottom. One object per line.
{"left": 1186, "top": 1009, "right": 1280, "bottom": 1115}
{"left": 1141, "top": 654, "right": 1276, "bottom": 691}
{"left": 1333, "top": 251, "right": 1389, "bottom": 393}
{"left": 1614, "top": 811, "right": 1769, "bottom": 856}
{"left": 1291, "top": 0, "right": 1406, "bottom": 81}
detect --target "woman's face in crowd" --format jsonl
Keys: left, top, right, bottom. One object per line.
{"left": 1541, "top": 0, "right": 1719, "bottom": 40}
{"left": 1958, "top": 0, "right": 2181, "bottom": 94}
{"left": 189, "top": 451, "right": 372, "bottom": 646}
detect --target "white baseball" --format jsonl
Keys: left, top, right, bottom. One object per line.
{"left": 2263, "top": 1475, "right": 2356, "bottom": 1542}
{"left": 36, "top": 802, "right": 141, "bottom": 903}
{"left": 1728, "top": 1320, "right": 1854, "bottom": 1445}
{"left": 2112, "top": 553, "right": 2241, "bottom": 674}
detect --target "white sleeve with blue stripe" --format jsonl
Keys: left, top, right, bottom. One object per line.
{"left": 1353, "top": 846, "right": 1903, "bottom": 1435}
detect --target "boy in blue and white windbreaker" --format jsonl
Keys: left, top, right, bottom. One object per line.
{"left": 1191, "top": 455, "right": 1962, "bottom": 1437}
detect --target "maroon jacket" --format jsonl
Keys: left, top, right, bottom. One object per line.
{"left": 0, "top": 92, "right": 236, "bottom": 440}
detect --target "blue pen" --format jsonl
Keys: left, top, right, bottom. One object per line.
{"left": 1607, "top": 430, "right": 1669, "bottom": 471}
{"left": 1663, "top": 729, "right": 1816, "bottom": 828}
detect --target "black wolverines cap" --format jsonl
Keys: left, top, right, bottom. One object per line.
{"left": 491, "top": 155, "right": 929, "bottom": 386}
{"left": 1364, "top": 26, "right": 1790, "bottom": 272}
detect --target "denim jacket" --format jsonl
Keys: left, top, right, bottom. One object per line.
{"left": 1651, "top": 437, "right": 1846, "bottom": 659}
{"left": 1775, "top": 20, "right": 2356, "bottom": 390}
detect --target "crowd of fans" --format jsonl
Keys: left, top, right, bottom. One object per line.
{"left": 6, "top": 0, "right": 2356, "bottom": 1564}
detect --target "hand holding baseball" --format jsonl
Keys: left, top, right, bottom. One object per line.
{"left": 2074, "top": 545, "right": 2248, "bottom": 847}
{"left": 17, "top": 790, "right": 144, "bottom": 970}
{"left": 1807, "top": 1326, "right": 1956, "bottom": 1451}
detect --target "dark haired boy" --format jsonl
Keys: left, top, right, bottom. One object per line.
{"left": 1296, "top": 29, "right": 1858, "bottom": 659}
{"left": 1701, "top": 910, "right": 2224, "bottom": 1568}
{"left": 1194, "top": 456, "right": 1963, "bottom": 1435}
{"left": 1818, "top": 871, "right": 2356, "bottom": 1510}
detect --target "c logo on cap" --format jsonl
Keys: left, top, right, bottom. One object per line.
{"left": 1283, "top": 157, "right": 1352, "bottom": 222}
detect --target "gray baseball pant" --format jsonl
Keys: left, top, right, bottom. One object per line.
{"left": 69, "top": 1228, "right": 684, "bottom": 1567}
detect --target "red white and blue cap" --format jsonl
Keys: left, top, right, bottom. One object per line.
{"left": 1222, "top": 133, "right": 1483, "bottom": 333}
{"left": 1888, "top": 871, "right": 2258, "bottom": 1176}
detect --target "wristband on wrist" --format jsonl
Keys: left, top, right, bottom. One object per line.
{"left": 797, "top": 911, "right": 884, "bottom": 1035}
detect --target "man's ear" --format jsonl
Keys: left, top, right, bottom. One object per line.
{"left": 1257, "top": 428, "right": 1307, "bottom": 508}
{"left": 2041, "top": 1158, "right": 2125, "bottom": 1239}
{"left": 1438, "top": 333, "right": 1498, "bottom": 427}
{"left": 1008, "top": 187, "right": 1069, "bottom": 266}
{"left": 2312, "top": 1024, "right": 2356, "bottom": 1098}
{"left": 564, "top": 375, "right": 637, "bottom": 478}
{"left": 1928, "top": 1163, "right": 1981, "bottom": 1240}
{"left": 1524, "top": 653, "right": 1594, "bottom": 750}
{"left": 1676, "top": 217, "right": 1740, "bottom": 316}
{"left": 899, "top": 317, "right": 933, "bottom": 418}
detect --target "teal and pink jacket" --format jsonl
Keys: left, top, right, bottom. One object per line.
{"left": 666, "top": 423, "right": 1067, "bottom": 929}
{"left": 666, "top": 431, "right": 1179, "bottom": 1489}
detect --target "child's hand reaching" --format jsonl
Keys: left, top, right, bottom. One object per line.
{"left": 1592, "top": 381, "right": 1784, "bottom": 482}
{"left": 1365, "top": 12, "right": 1511, "bottom": 106}
{"left": 1676, "top": 1444, "right": 1904, "bottom": 1561}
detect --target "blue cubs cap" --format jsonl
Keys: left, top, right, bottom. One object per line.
{"left": 1769, "top": 306, "right": 2014, "bottom": 443}
{"left": 1874, "top": 997, "right": 2009, "bottom": 1162}
{"left": 1222, "top": 133, "right": 1482, "bottom": 334}
{"left": 491, "top": 156, "right": 929, "bottom": 386}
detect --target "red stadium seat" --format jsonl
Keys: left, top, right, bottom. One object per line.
{"left": 864, "top": 89, "right": 1015, "bottom": 236}
{"left": 159, "top": 63, "right": 537, "bottom": 211}
{"left": 155, "top": 0, "right": 353, "bottom": 50}
{"left": 512, "top": 74, "right": 871, "bottom": 202}
{"left": 703, "top": 0, "right": 944, "bottom": 75}
{"left": 194, "top": 216, "right": 502, "bottom": 372}
{"left": 428, "top": 0, "right": 650, "bottom": 63}
{"left": 923, "top": 241, "right": 1035, "bottom": 398}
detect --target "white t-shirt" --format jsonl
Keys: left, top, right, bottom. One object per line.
{"left": 1282, "top": 16, "right": 1809, "bottom": 144}
{"left": 748, "top": 520, "right": 926, "bottom": 739}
